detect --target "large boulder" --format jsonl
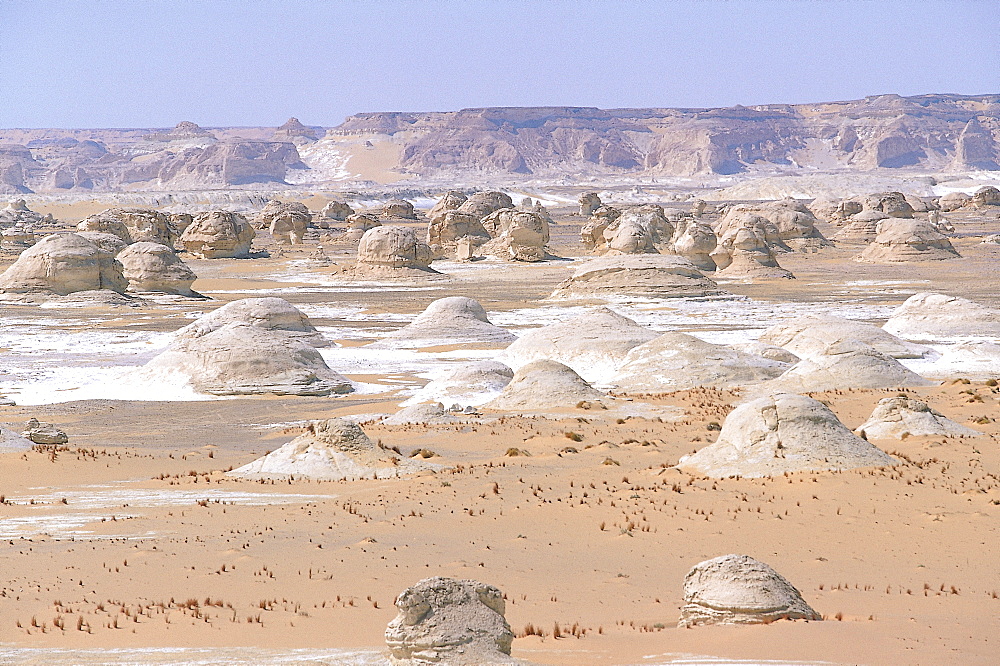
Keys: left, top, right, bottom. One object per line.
{"left": 760, "top": 315, "right": 929, "bottom": 359}
{"left": 78, "top": 208, "right": 179, "bottom": 246}
{"left": 578, "top": 192, "right": 602, "bottom": 216}
{"left": 0, "top": 232, "right": 127, "bottom": 295}
{"left": 403, "top": 361, "right": 515, "bottom": 409}
{"left": 353, "top": 226, "right": 439, "bottom": 278}
{"left": 176, "top": 297, "right": 326, "bottom": 345}
{"left": 484, "top": 360, "right": 611, "bottom": 412}
{"left": 580, "top": 205, "right": 621, "bottom": 250}
{"left": 670, "top": 219, "right": 717, "bottom": 271}
{"left": 863, "top": 192, "right": 914, "bottom": 218}
{"left": 382, "top": 198, "right": 417, "bottom": 219}
{"left": 883, "top": 292, "right": 1000, "bottom": 339}
{"left": 677, "top": 393, "right": 897, "bottom": 477}
{"left": 856, "top": 396, "right": 981, "bottom": 440}
{"left": 229, "top": 418, "right": 432, "bottom": 480}
{"left": 427, "top": 210, "right": 490, "bottom": 259}
{"left": 832, "top": 210, "right": 887, "bottom": 244}
{"left": 179, "top": 211, "right": 255, "bottom": 258}
{"left": 456, "top": 191, "right": 513, "bottom": 219}
{"left": 549, "top": 255, "right": 725, "bottom": 300}
{"left": 71, "top": 231, "right": 129, "bottom": 257}
{"left": 678, "top": 555, "right": 821, "bottom": 627}
{"left": 608, "top": 333, "right": 789, "bottom": 393}
{"left": 501, "top": 308, "right": 658, "bottom": 383}
{"left": 479, "top": 209, "right": 549, "bottom": 262}
{"left": 116, "top": 241, "right": 198, "bottom": 295}
{"left": 344, "top": 212, "right": 381, "bottom": 241}
{"left": 856, "top": 219, "right": 960, "bottom": 263}
{"left": 938, "top": 191, "right": 971, "bottom": 212}
{"left": 368, "top": 297, "right": 515, "bottom": 349}
{"left": 320, "top": 200, "right": 355, "bottom": 221}
{"left": 972, "top": 186, "right": 1000, "bottom": 207}
{"left": 712, "top": 225, "right": 794, "bottom": 280}
{"left": 602, "top": 213, "right": 657, "bottom": 254}
{"left": 386, "top": 577, "right": 516, "bottom": 666}
{"left": 753, "top": 198, "right": 829, "bottom": 249}
{"left": 258, "top": 201, "right": 311, "bottom": 244}
{"left": 428, "top": 191, "right": 468, "bottom": 219}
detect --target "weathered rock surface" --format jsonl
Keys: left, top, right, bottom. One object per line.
{"left": 428, "top": 191, "right": 468, "bottom": 219}
{"left": 863, "top": 191, "right": 914, "bottom": 218}
{"left": 116, "top": 241, "right": 198, "bottom": 295}
{"left": 856, "top": 396, "right": 981, "bottom": 440}
{"left": 21, "top": 418, "right": 69, "bottom": 445}
{"left": 258, "top": 201, "right": 311, "bottom": 244}
{"left": 320, "top": 200, "right": 355, "bottom": 221}
{"left": 456, "top": 191, "right": 513, "bottom": 219}
{"left": 678, "top": 554, "right": 821, "bottom": 627}
{"left": 761, "top": 340, "right": 934, "bottom": 393}
{"left": 479, "top": 209, "right": 549, "bottom": 262}
{"left": 0, "top": 232, "right": 127, "bottom": 295}
{"left": 78, "top": 208, "right": 179, "bottom": 246}
{"left": 427, "top": 210, "right": 490, "bottom": 259}
{"left": 179, "top": 211, "right": 255, "bottom": 258}
{"left": 485, "top": 360, "right": 611, "bottom": 412}
{"left": 712, "top": 225, "right": 794, "bottom": 280}
{"left": 369, "top": 297, "right": 514, "bottom": 349}
{"left": 404, "top": 361, "right": 515, "bottom": 409}
{"left": 229, "top": 419, "right": 432, "bottom": 480}
{"left": 0, "top": 199, "right": 54, "bottom": 229}
{"left": 670, "top": 219, "right": 718, "bottom": 270}
{"left": 883, "top": 292, "right": 1000, "bottom": 338}
{"left": 578, "top": 192, "right": 602, "bottom": 216}
{"left": 383, "top": 198, "right": 417, "bottom": 219}
{"left": 856, "top": 219, "right": 960, "bottom": 263}
{"left": 549, "top": 255, "right": 725, "bottom": 300}
{"left": 677, "top": 392, "right": 897, "bottom": 477}
{"left": 176, "top": 297, "right": 327, "bottom": 345}
{"left": 0, "top": 426, "right": 33, "bottom": 452}
{"left": 386, "top": 577, "right": 516, "bottom": 665}
{"left": 344, "top": 213, "right": 381, "bottom": 241}
{"left": 938, "top": 191, "right": 972, "bottom": 211}
{"left": 580, "top": 205, "right": 621, "bottom": 250}
{"left": 722, "top": 199, "right": 828, "bottom": 250}
{"left": 760, "top": 315, "right": 930, "bottom": 359}
{"left": 832, "top": 209, "right": 887, "bottom": 243}
{"left": 353, "top": 226, "right": 439, "bottom": 278}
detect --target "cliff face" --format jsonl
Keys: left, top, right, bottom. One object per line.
{"left": 1, "top": 94, "right": 998, "bottom": 193}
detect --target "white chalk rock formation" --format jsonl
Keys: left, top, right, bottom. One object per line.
{"left": 671, "top": 219, "right": 718, "bottom": 271}
{"left": 712, "top": 225, "right": 794, "bottom": 280}
{"left": 855, "top": 219, "right": 960, "bottom": 263}
{"left": 761, "top": 340, "right": 934, "bottom": 393}
{"left": 760, "top": 315, "right": 929, "bottom": 359}
{"left": 938, "top": 191, "right": 971, "bottom": 212}
{"left": 321, "top": 200, "right": 355, "bottom": 221}
{"left": 427, "top": 210, "right": 490, "bottom": 259}
{"left": 602, "top": 213, "right": 657, "bottom": 254}
{"left": 549, "top": 255, "right": 725, "bottom": 300}
{"left": 0, "top": 426, "right": 33, "bottom": 452}
{"left": 731, "top": 341, "right": 800, "bottom": 364}
{"left": 501, "top": 308, "right": 658, "bottom": 383}
{"left": 0, "top": 233, "right": 127, "bottom": 295}
{"left": 456, "top": 191, "right": 513, "bottom": 219}
{"left": 369, "top": 297, "right": 515, "bottom": 349}
{"left": 609, "top": 333, "right": 789, "bottom": 393}
{"left": 580, "top": 205, "right": 621, "bottom": 249}
{"left": 883, "top": 292, "right": 1000, "bottom": 339}
{"left": 230, "top": 419, "right": 431, "bottom": 480}
{"left": 404, "top": 361, "right": 515, "bottom": 409}
{"left": 353, "top": 226, "right": 439, "bottom": 278}
{"left": 75, "top": 231, "right": 129, "bottom": 257}
{"left": 753, "top": 198, "right": 829, "bottom": 249}
{"left": 677, "top": 393, "right": 897, "bottom": 478}
{"left": 178, "top": 297, "right": 327, "bottom": 345}
{"left": 258, "top": 201, "right": 311, "bottom": 244}
{"left": 78, "top": 208, "right": 179, "bottom": 246}
{"left": 678, "top": 554, "right": 821, "bottom": 627}
{"left": 179, "top": 211, "right": 255, "bottom": 258}
{"left": 116, "top": 242, "right": 198, "bottom": 295}
{"left": 856, "top": 396, "right": 981, "bottom": 440}
{"left": 832, "top": 210, "right": 887, "bottom": 244}
{"left": 484, "top": 360, "right": 611, "bottom": 412}
{"left": 383, "top": 198, "right": 417, "bottom": 219}
{"left": 479, "top": 209, "right": 549, "bottom": 262}
{"left": 578, "top": 192, "right": 602, "bottom": 216}
{"left": 21, "top": 418, "right": 69, "bottom": 445}
{"left": 863, "top": 191, "right": 914, "bottom": 218}
{"left": 429, "top": 191, "right": 468, "bottom": 219}
{"left": 386, "top": 577, "right": 516, "bottom": 666}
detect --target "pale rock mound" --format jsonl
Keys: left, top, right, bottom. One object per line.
{"left": 427, "top": 210, "right": 490, "bottom": 259}
{"left": 601, "top": 212, "right": 657, "bottom": 254}
{"left": 78, "top": 208, "right": 179, "bottom": 246}
{"left": 344, "top": 212, "right": 381, "bottom": 241}
{"left": 712, "top": 226, "right": 794, "bottom": 280}
{"left": 677, "top": 393, "right": 897, "bottom": 478}
{"left": 456, "top": 191, "right": 513, "bottom": 219}
{"left": 484, "top": 360, "right": 610, "bottom": 412}
{"left": 321, "top": 200, "right": 355, "bottom": 221}
{"left": 832, "top": 209, "right": 887, "bottom": 243}
{"left": 580, "top": 205, "right": 621, "bottom": 250}
{"left": 116, "top": 242, "right": 198, "bottom": 295}
{"left": 500, "top": 308, "right": 658, "bottom": 383}
{"left": 403, "top": 361, "right": 515, "bottom": 409}
{"left": 938, "top": 191, "right": 971, "bottom": 212}
{"left": 22, "top": 418, "right": 69, "bottom": 445}
{"left": 429, "top": 191, "right": 468, "bottom": 219}
{"left": 731, "top": 341, "right": 800, "bottom": 364}
{"left": 578, "top": 192, "right": 602, "bottom": 216}
{"left": 169, "top": 213, "right": 193, "bottom": 235}
{"left": 177, "top": 297, "right": 326, "bottom": 345}
{"left": 863, "top": 191, "right": 914, "bottom": 218}
{"left": 678, "top": 554, "right": 821, "bottom": 627}
{"left": 972, "top": 186, "right": 1000, "bottom": 206}
{"left": 760, "top": 315, "right": 929, "bottom": 359}
{"left": 258, "top": 201, "right": 311, "bottom": 244}
{"left": 609, "top": 333, "right": 789, "bottom": 393}
{"left": 856, "top": 218, "right": 960, "bottom": 263}
{"left": 754, "top": 198, "right": 829, "bottom": 249}
{"left": 479, "top": 209, "right": 549, "bottom": 262}
{"left": 856, "top": 396, "right": 981, "bottom": 440}
{"left": 383, "top": 198, "right": 417, "bottom": 219}
{"left": 670, "top": 219, "right": 718, "bottom": 270}
{"left": 883, "top": 292, "right": 1000, "bottom": 338}
{"left": 761, "top": 340, "right": 934, "bottom": 393}
{"left": 549, "top": 255, "right": 725, "bottom": 300}
{"left": 353, "top": 226, "right": 439, "bottom": 278}
{"left": 918, "top": 341, "right": 1000, "bottom": 379}
{"left": 74, "top": 231, "right": 128, "bottom": 257}
{"left": 229, "top": 419, "right": 431, "bottom": 480}
{"left": 808, "top": 197, "right": 861, "bottom": 224}
{"left": 386, "top": 577, "right": 516, "bottom": 666}
{"left": 0, "top": 233, "right": 127, "bottom": 295}
{"left": 369, "top": 297, "right": 514, "bottom": 349}
{"left": 0, "top": 426, "right": 33, "bottom": 452}
{"left": 179, "top": 211, "right": 255, "bottom": 258}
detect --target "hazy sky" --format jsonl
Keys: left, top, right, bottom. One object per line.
{"left": 1, "top": 0, "right": 997, "bottom": 128}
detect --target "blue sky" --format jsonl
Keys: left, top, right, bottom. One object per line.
{"left": 1, "top": 0, "right": 997, "bottom": 128}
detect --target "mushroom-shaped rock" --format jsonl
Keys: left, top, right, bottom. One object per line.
{"left": 386, "top": 577, "right": 516, "bottom": 666}
{"left": 678, "top": 554, "right": 821, "bottom": 627}
{"left": 179, "top": 211, "right": 255, "bottom": 258}
{"left": 0, "top": 233, "right": 127, "bottom": 295}
{"left": 320, "top": 200, "right": 355, "bottom": 221}
{"left": 580, "top": 205, "right": 621, "bottom": 250}
{"left": 713, "top": 210, "right": 790, "bottom": 252}
{"left": 484, "top": 360, "right": 611, "bottom": 412}
{"left": 832, "top": 210, "right": 887, "bottom": 244}
{"left": 855, "top": 219, "right": 960, "bottom": 263}
{"left": 229, "top": 419, "right": 431, "bottom": 480}
{"left": 382, "top": 198, "right": 417, "bottom": 219}
{"left": 863, "top": 192, "right": 914, "bottom": 218}
{"left": 609, "top": 333, "right": 789, "bottom": 393}
{"left": 176, "top": 297, "right": 327, "bottom": 346}
{"left": 578, "top": 191, "right": 602, "bottom": 216}
{"left": 671, "top": 219, "right": 718, "bottom": 271}
{"left": 760, "top": 315, "right": 929, "bottom": 359}
{"left": 427, "top": 210, "right": 490, "bottom": 259}
{"left": 677, "top": 393, "right": 897, "bottom": 478}
{"left": 258, "top": 201, "right": 311, "bottom": 243}
{"left": 116, "top": 242, "right": 198, "bottom": 295}
{"left": 479, "top": 209, "right": 549, "bottom": 262}
{"left": 712, "top": 226, "right": 794, "bottom": 280}
{"left": 78, "top": 208, "right": 179, "bottom": 246}
{"left": 369, "top": 297, "right": 515, "bottom": 349}
{"left": 404, "top": 361, "right": 515, "bottom": 409}
{"left": 21, "top": 418, "right": 69, "bottom": 445}
{"left": 883, "top": 292, "right": 1000, "bottom": 339}
{"left": 761, "top": 340, "right": 934, "bottom": 393}
{"left": 353, "top": 226, "right": 439, "bottom": 278}
{"left": 456, "top": 191, "right": 513, "bottom": 219}
{"left": 429, "top": 191, "right": 468, "bottom": 219}
{"left": 856, "top": 396, "right": 981, "bottom": 440}
{"left": 501, "top": 308, "right": 658, "bottom": 383}
{"left": 753, "top": 198, "right": 829, "bottom": 249}
{"left": 549, "top": 255, "right": 725, "bottom": 300}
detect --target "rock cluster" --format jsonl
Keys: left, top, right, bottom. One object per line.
{"left": 578, "top": 192, "right": 602, "bottom": 216}
{"left": 832, "top": 209, "right": 887, "bottom": 243}
{"left": 116, "top": 241, "right": 198, "bottom": 295}
{"left": 427, "top": 210, "right": 489, "bottom": 259}
{"left": 369, "top": 297, "right": 514, "bottom": 349}
{"left": 22, "top": 418, "right": 69, "bottom": 445}
{"left": 0, "top": 232, "right": 127, "bottom": 295}
{"left": 343, "top": 212, "right": 381, "bottom": 241}
{"left": 712, "top": 224, "right": 794, "bottom": 280}
{"left": 670, "top": 218, "right": 718, "bottom": 270}
{"left": 353, "top": 226, "right": 439, "bottom": 277}
{"left": 179, "top": 211, "right": 255, "bottom": 258}
{"left": 549, "top": 255, "right": 725, "bottom": 300}
{"left": 456, "top": 191, "right": 513, "bottom": 219}
{"left": 856, "top": 219, "right": 960, "bottom": 263}
{"left": 479, "top": 209, "right": 549, "bottom": 262}
{"left": 856, "top": 396, "right": 981, "bottom": 440}
{"left": 78, "top": 208, "right": 179, "bottom": 246}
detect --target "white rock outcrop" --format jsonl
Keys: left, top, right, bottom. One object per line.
{"left": 760, "top": 315, "right": 929, "bottom": 359}
{"left": 353, "top": 226, "right": 439, "bottom": 278}
{"left": 677, "top": 393, "right": 897, "bottom": 477}
{"left": 856, "top": 219, "right": 960, "bottom": 263}
{"left": 883, "top": 293, "right": 1000, "bottom": 339}
{"left": 549, "top": 255, "right": 725, "bottom": 300}
{"left": 403, "top": 361, "right": 515, "bottom": 409}
{"left": 484, "top": 360, "right": 611, "bottom": 412}
{"left": 0, "top": 232, "right": 127, "bottom": 295}
{"left": 116, "top": 241, "right": 198, "bottom": 295}
{"left": 856, "top": 396, "right": 981, "bottom": 440}
{"left": 712, "top": 224, "right": 794, "bottom": 280}
{"left": 78, "top": 208, "right": 179, "bottom": 246}
{"left": 179, "top": 211, "right": 255, "bottom": 258}
{"left": 479, "top": 209, "right": 549, "bottom": 262}
{"left": 370, "top": 297, "right": 514, "bottom": 349}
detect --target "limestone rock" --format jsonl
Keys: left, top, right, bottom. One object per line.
{"left": 175, "top": 297, "right": 326, "bottom": 346}
{"left": 832, "top": 210, "right": 887, "bottom": 244}
{"left": 383, "top": 198, "right": 417, "bottom": 219}
{"left": 353, "top": 226, "right": 439, "bottom": 278}
{"left": 580, "top": 205, "right": 621, "bottom": 250}
{"left": 169, "top": 213, "right": 193, "bottom": 235}
{"left": 428, "top": 191, "right": 468, "bottom": 219}
{"left": 79, "top": 208, "right": 179, "bottom": 246}
{"left": 0, "top": 233, "right": 127, "bottom": 295}
{"left": 427, "top": 210, "right": 490, "bottom": 259}
{"left": 609, "top": 333, "right": 789, "bottom": 393}
{"left": 321, "top": 200, "right": 355, "bottom": 221}
{"left": 0, "top": 426, "right": 33, "bottom": 452}
{"left": 755, "top": 198, "right": 829, "bottom": 249}
{"left": 258, "top": 201, "right": 311, "bottom": 244}
{"left": 856, "top": 218, "right": 959, "bottom": 263}
{"left": 938, "top": 191, "right": 971, "bottom": 212}
{"left": 21, "top": 418, "right": 69, "bottom": 445}
{"left": 856, "top": 396, "right": 981, "bottom": 440}
{"left": 343, "top": 212, "right": 381, "bottom": 241}
{"left": 369, "top": 297, "right": 515, "bottom": 349}
{"left": 479, "top": 209, "right": 549, "bottom": 262}
{"left": 456, "top": 191, "right": 513, "bottom": 219}
{"left": 484, "top": 360, "right": 611, "bottom": 412}
{"left": 229, "top": 419, "right": 431, "bottom": 480}
{"left": 75, "top": 213, "right": 131, "bottom": 243}
{"left": 501, "top": 308, "right": 658, "bottom": 383}
{"left": 972, "top": 185, "right": 1000, "bottom": 207}
{"left": 677, "top": 393, "right": 897, "bottom": 478}
{"left": 760, "top": 315, "right": 929, "bottom": 359}
{"left": 731, "top": 341, "right": 800, "bottom": 364}
{"left": 386, "top": 577, "right": 516, "bottom": 665}
{"left": 578, "top": 192, "right": 602, "bottom": 216}
{"left": 549, "top": 255, "right": 725, "bottom": 300}
{"left": 602, "top": 213, "right": 657, "bottom": 254}
{"left": 404, "top": 361, "right": 515, "bottom": 409}
{"left": 761, "top": 340, "right": 934, "bottom": 393}
{"left": 712, "top": 225, "right": 794, "bottom": 280}
{"left": 951, "top": 117, "right": 1000, "bottom": 170}
{"left": 179, "top": 211, "right": 255, "bottom": 258}
{"left": 678, "top": 555, "right": 821, "bottom": 627}
{"left": 116, "top": 241, "right": 198, "bottom": 295}
{"left": 882, "top": 292, "right": 1000, "bottom": 338}
{"left": 670, "top": 219, "right": 717, "bottom": 270}
{"left": 0, "top": 199, "right": 53, "bottom": 229}
{"left": 863, "top": 192, "right": 914, "bottom": 218}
